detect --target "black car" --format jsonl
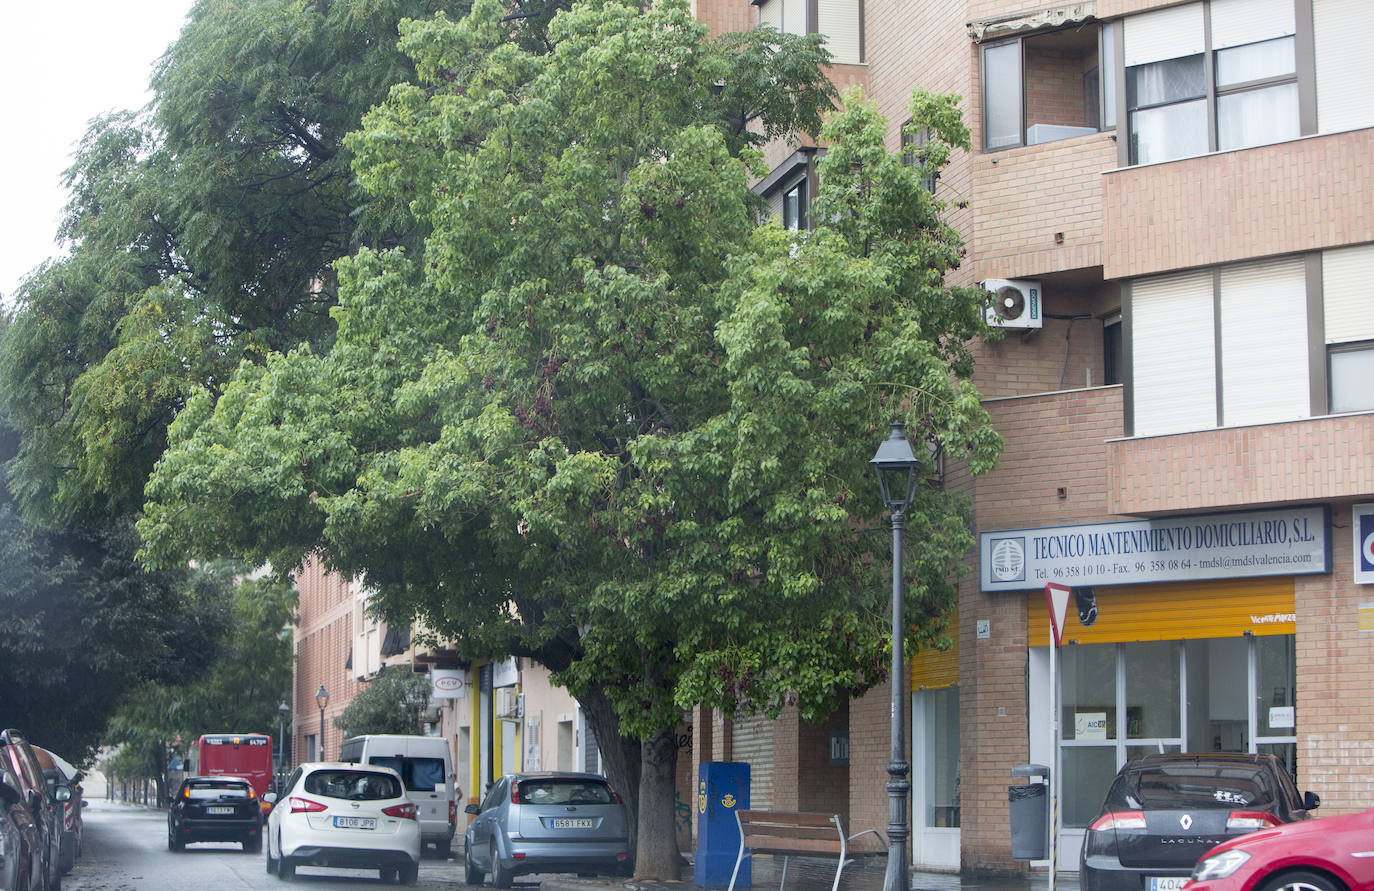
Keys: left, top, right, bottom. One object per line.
{"left": 168, "top": 776, "right": 263, "bottom": 852}
{"left": 0, "top": 756, "right": 44, "bottom": 891}
{"left": 1080, "top": 753, "right": 1320, "bottom": 891}
{"left": 1, "top": 729, "right": 64, "bottom": 891}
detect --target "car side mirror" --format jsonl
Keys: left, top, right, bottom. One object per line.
{"left": 264, "top": 792, "right": 278, "bottom": 805}
{"left": 81, "top": 800, "right": 89, "bottom": 808}
{"left": 1304, "top": 791, "right": 1321, "bottom": 810}
{"left": 465, "top": 803, "right": 480, "bottom": 815}
{"left": 54, "top": 785, "right": 72, "bottom": 802}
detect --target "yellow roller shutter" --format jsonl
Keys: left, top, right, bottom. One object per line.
{"left": 1027, "top": 577, "right": 1295, "bottom": 645}
{"left": 910, "top": 609, "right": 959, "bottom": 689}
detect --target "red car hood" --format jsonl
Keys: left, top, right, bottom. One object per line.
{"left": 1207, "top": 807, "right": 1374, "bottom": 856}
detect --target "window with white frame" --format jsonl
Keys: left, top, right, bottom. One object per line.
{"left": 981, "top": 20, "right": 1118, "bottom": 151}
{"left": 1323, "top": 243, "right": 1374, "bottom": 413}
{"left": 755, "top": 0, "right": 864, "bottom": 64}
{"left": 1124, "top": 0, "right": 1301, "bottom": 165}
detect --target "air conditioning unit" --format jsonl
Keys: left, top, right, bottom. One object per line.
{"left": 981, "top": 278, "right": 1043, "bottom": 329}
{"left": 494, "top": 688, "right": 522, "bottom": 721}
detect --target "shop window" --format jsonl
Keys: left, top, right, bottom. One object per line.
{"left": 918, "top": 687, "right": 960, "bottom": 828}
{"left": 1329, "top": 341, "right": 1374, "bottom": 413}
{"left": 982, "top": 21, "right": 1118, "bottom": 151}
{"left": 1124, "top": 0, "right": 1301, "bottom": 165}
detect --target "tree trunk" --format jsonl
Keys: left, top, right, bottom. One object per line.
{"left": 633, "top": 727, "right": 681, "bottom": 880}
{"left": 578, "top": 686, "right": 642, "bottom": 856}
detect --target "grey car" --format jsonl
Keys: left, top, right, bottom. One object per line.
{"left": 464, "top": 772, "right": 630, "bottom": 888}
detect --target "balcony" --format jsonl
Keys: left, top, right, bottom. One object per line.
{"left": 1108, "top": 412, "right": 1374, "bottom": 516}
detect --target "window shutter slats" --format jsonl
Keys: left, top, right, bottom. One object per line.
{"left": 1131, "top": 271, "right": 1215, "bottom": 436}
{"left": 1218, "top": 259, "right": 1308, "bottom": 426}
{"left": 1314, "top": 0, "right": 1374, "bottom": 133}
{"left": 1210, "top": 0, "right": 1294, "bottom": 50}
{"left": 1124, "top": 2, "right": 1204, "bottom": 67}
{"left": 1323, "top": 244, "right": 1374, "bottom": 344}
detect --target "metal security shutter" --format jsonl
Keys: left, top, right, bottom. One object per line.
{"left": 1315, "top": 0, "right": 1374, "bottom": 133}
{"left": 1124, "top": 2, "right": 1204, "bottom": 67}
{"left": 817, "top": 0, "right": 861, "bottom": 65}
{"left": 910, "top": 609, "right": 958, "bottom": 690}
{"left": 1219, "top": 258, "right": 1309, "bottom": 426}
{"left": 1131, "top": 270, "right": 1216, "bottom": 436}
{"left": 1209, "top": 0, "right": 1294, "bottom": 49}
{"left": 1323, "top": 244, "right": 1374, "bottom": 343}
{"left": 1029, "top": 577, "right": 1296, "bottom": 644}
{"left": 730, "top": 715, "right": 774, "bottom": 809}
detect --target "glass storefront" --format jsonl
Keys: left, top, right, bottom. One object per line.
{"left": 1059, "top": 634, "right": 1297, "bottom": 828}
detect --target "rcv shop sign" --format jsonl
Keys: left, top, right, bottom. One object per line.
{"left": 980, "top": 506, "right": 1330, "bottom": 592}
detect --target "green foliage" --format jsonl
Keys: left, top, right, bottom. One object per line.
{"left": 333, "top": 666, "right": 434, "bottom": 739}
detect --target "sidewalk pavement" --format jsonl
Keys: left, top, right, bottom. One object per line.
{"left": 539, "top": 855, "right": 1081, "bottom": 891}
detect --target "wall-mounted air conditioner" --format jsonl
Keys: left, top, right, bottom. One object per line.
{"left": 981, "top": 278, "right": 1043, "bottom": 329}
{"left": 494, "top": 687, "right": 522, "bottom": 721}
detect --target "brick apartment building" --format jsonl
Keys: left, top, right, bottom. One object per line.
{"left": 289, "top": 0, "right": 1374, "bottom": 879}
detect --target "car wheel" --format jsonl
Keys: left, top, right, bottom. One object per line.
{"left": 465, "top": 845, "right": 485, "bottom": 886}
{"left": 1259, "top": 872, "right": 1343, "bottom": 891}
{"left": 401, "top": 862, "right": 419, "bottom": 885}
{"left": 245, "top": 833, "right": 262, "bottom": 853}
{"left": 168, "top": 827, "right": 184, "bottom": 852}
{"left": 490, "top": 842, "right": 513, "bottom": 889}
{"left": 277, "top": 854, "right": 295, "bottom": 881}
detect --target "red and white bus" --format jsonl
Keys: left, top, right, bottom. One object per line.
{"left": 194, "top": 734, "right": 274, "bottom": 810}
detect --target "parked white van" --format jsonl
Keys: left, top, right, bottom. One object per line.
{"left": 338, "top": 734, "right": 458, "bottom": 855}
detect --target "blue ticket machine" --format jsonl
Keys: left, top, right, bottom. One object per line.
{"left": 695, "top": 761, "right": 751, "bottom": 888}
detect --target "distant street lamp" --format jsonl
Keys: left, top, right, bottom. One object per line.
{"left": 871, "top": 422, "right": 921, "bottom": 891}
{"left": 315, "top": 685, "right": 330, "bottom": 761}
{"left": 277, "top": 701, "right": 291, "bottom": 782}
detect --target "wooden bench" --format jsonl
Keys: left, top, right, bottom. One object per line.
{"left": 728, "top": 809, "right": 888, "bottom": 891}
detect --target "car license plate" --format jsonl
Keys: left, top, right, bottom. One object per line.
{"left": 206, "top": 806, "right": 235, "bottom": 815}
{"left": 551, "top": 818, "right": 595, "bottom": 829}
{"left": 333, "top": 816, "right": 377, "bottom": 830}
{"left": 1149, "top": 877, "right": 1189, "bottom": 891}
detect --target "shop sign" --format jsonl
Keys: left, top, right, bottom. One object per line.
{"left": 430, "top": 668, "right": 467, "bottom": 699}
{"left": 980, "top": 506, "right": 1330, "bottom": 592}
{"left": 1355, "top": 504, "right": 1374, "bottom": 585}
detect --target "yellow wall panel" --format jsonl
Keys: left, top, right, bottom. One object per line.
{"left": 911, "top": 609, "right": 959, "bottom": 689}
{"left": 1027, "top": 577, "right": 1295, "bottom": 645}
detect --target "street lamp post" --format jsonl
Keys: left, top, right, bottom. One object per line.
{"left": 315, "top": 685, "right": 330, "bottom": 761}
{"left": 277, "top": 701, "right": 291, "bottom": 785}
{"left": 871, "top": 422, "right": 922, "bottom": 891}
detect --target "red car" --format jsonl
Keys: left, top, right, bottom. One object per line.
{"left": 1188, "top": 807, "right": 1374, "bottom": 891}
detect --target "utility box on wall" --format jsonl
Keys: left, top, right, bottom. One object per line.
{"left": 695, "top": 761, "right": 750, "bottom": 888}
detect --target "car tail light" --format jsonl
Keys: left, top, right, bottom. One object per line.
{"left": 382, "top": 802, "right": 418, "bottom": 820}
{"left": 289, "top": 797, "right": 328, "bottom": 814}
{"left": 511, "top": 783, "right": 522, "bottom": 805}
{"left": 449, "top": 801, "right": 457, "bottom": 825}
{"left": 513, "top": 852, "right": 526, "bottom": 861}
{"left": 606, "top": 783, "right": 624, "bottom": 805}
{"left": 1227, "top": 811, "right": 1282, "bottom": 831}
{"left": 1087, "top": 811, "right": 1147, "bottom": 831}
{"left": 247, "top": 786, "right": 258, "bottom": 799}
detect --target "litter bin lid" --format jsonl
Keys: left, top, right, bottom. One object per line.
{"left": 1011, "top": 764, "right": 1049, "bottom": 777}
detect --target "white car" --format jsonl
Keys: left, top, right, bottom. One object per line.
{"left": 265, "top": 762, "right": 421, "bottom": 884}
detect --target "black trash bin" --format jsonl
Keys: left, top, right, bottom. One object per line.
{"left": 1008, "top": 763, "right": 1049, "bottom": 860}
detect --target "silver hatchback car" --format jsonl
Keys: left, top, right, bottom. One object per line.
{"left": 464, "top": 772, "right": 630, "bottom": 887}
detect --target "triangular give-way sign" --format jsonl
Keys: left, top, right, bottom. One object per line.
{"left": 1045, "top": 582, "right": 1071, "bottom": 648}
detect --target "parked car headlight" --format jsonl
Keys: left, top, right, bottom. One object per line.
{"left": 1193, "top": 850, "right": 1251, "bottom": 881}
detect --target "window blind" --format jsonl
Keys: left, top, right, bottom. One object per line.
{"left": 1314, "top": 0, "right": 1374, "bottom": 133}
{"left": 817, "top": 0, "right": 862, "bottom": 64}
{"left": 1218, "top": 258, "right": 1309, "bottom": 426}
{"left": 1131, "top": 270, "right": 1215, "bottom": 436}
{"left": 1323, "top": 244, "right": 1374, "bottom": 343}
{"left": 1124, "top": 2, "right": 1204, "bottom": 67}
{"left": 1209, "top": 0, "right": 1294, "bottom": 50}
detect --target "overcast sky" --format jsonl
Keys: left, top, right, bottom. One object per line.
{"left": 1, "top": 0, "right": 193, "bottom": 303}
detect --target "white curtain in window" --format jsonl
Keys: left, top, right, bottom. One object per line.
{"left": 1124, "top": 2, "right": 1204, "bottom": 67}
{"left": 1210, "top": 0, "right": 1294, "bottom": 49}
{"left": 1131, "top": 270, "right": 1215, "bottom": 436}
{"left": 984, "top": 42, "right": 1021, "bottom": 148}
{"left": 1217, "top": 83, "right": 1299, "bottom": 151}
{"left": 1131, "top": 99, "right": 1207, "bottom": 165}
{"left": 1323, "top": 244, "right": 1374, "bottom": 343}
{"left": 1315, "top": 0, "right": 1374, "bottom": 133}
{"left": 1219, "top": 258, "right": 1309, "bottom": 426}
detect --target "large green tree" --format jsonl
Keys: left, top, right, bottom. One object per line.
{"left": 140, "top": 0, "right": 1000, "bottom": 876}
{"left": 333, "top": 666, "right": 433, "bottom": 739}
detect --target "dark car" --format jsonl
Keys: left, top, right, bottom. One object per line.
{"left": 167, "top": 776, "right": 263, "bottom": 852}
{"left": 1188, "top": 806, "right": 1374, "bottom": 891}
{"left": 0, "top": 756, "right": 44, "bottom": 891}
{"left": 34, "top": 747, "right": 84, "bottom": 875}
{"left": 464, "top": 772, "right": 630, "bottom": 888}
{"left": 1081, "top": 753, "right": 1320, "bottom": 891}
{"left": 1, "top": 729, "right": 64, "bottom": 891}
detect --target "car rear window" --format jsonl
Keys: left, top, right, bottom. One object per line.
{"left": 1110, "top": 765, "right": 1276, "bottom": 809}
{"left": 518, "top": 778, "right": 614, "bottom": 805}
{"left": 186, "top": 781, "right": 251, "bottom": 799}
{"left": 304, "top": 769, "right": 403, "bottom": 801}
{"left": 367, "top": 756, "right": 445, "bottom": 792}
